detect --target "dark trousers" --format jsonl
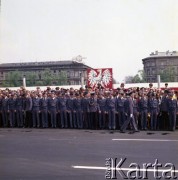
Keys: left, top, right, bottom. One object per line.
{"left": 150, "top": 110, "right": 158, "bottom": 130}
{"left": 140, "top": 110, "right": 148, "bottom": 130}
{"left": 76, "top": 111, "right": 83, "bottom": 129}
{"left": 89, "top": 112, "right": 98, "bottom": 129}
{"left": 49, "top": 109, "right": 57, "bottom": 128}
{"left": 121, "top": 115, "right": 138, "bottom": 131}
{"left": 118, "top": 110, "right": 125, "bottom": 127}
{"left": 160, "top": 111, "right": 169, "bottom": 130}
{"left": 41, "top": 110, "right": 48, "bottom": 128}
{"left": 9, "top": 110, "right": 16, "bottom": 127}
{"left": 108, "top": 110, "right": 116, "bottom": 130}
{"left": 60, "top": 111, "right": 68, "bottom": 128}
{"left": 67, "top": 111, "right": 74, "bottom": 128}
{"left": 98, "top": 111, "right": 105, "bottom": 129}
{"left": 32, "top": 110, "right": 40, "bottom": 127}
{"left": 82, "top": 112, "right": 90, "bottom": 129}
{"left": 2, "top": 110, "right": 8, "bottom": 127}
{"left": 168, "top": 110, "right": 177, "bottom": 131}
{"left": 25, "top": 111, "right": 32, "bottom": 128}
{"left": 16, "top": 109, "right": 23, "bottom": 127}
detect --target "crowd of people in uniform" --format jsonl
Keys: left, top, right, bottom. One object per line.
{"left": 0, "top": 83, "right": 178, "bottom": 133}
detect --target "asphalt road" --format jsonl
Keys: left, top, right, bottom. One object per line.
{"left": 0, "top": 128, "right": 178, "bottom": 180}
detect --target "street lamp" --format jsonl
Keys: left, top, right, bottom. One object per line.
{"left": 80, "top": 72, "right": 84, "bottom": 88}
{"left": 23, "top": 75, "right": 26, "bottom": 88}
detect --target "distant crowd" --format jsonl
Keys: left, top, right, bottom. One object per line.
{"left": 0, "top": 83, "right": 178, "bottom": 132}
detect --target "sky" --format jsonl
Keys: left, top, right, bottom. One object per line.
{"left": 0, "top": 0, "right": 178, "bottom": 82}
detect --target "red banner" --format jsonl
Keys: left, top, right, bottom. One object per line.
{"left": 87, "top": 68, "right": 113, "bottom": 89}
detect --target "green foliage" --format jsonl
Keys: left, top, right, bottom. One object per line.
{"left": 26, "top": 72, "right": 37, "bottom": 86}
{"left": 125, "top": 70, "right": 146, "bottom": 83}
{"left": 2, "top": 71, "right": 22, "bottom": 87}
{"left": 159, "top": 66, "right": 176, "bottom": 82}
{"left": 1, "top": 69, "right": 68, "bottom": 87}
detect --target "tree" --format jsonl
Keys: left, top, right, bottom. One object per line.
{"left": 57, "top": 71, "right": 67, "bottom": 85}
{"left": 125, "top": 70, "right": 146, "bottom": 83}
{"left": 159, "top": 66, "right": 176, "bottom": 82}
{"left": 41, "top": 68, "right": 54, "bottom": 86}
{"left": 26, "top": 72, "right": 37, "bottom": 86}
{"left": 3, "top": 71, "right": 22, "bottom": 87}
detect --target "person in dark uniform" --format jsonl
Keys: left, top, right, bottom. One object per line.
{"left": 8, "top": 94, "right": 17, "bottom": 127}
{"left": 106, "top": 92, "right": 116, "bottom": 130}
{"left": 148, "top": 93, "right": 159, "bottom": 130}
{"left": 138, "top": 93, "right": 148, "bottom": 130}
{"left": 81, "top": 92, "right": 90, "bottom": 129}
{"left": 97, "top": 93, "right": 106, "bottom": 129}
{"left": 58, "top": 93, "right": 68, "bottom": 128}
{"left": 16, "top": 94, "right": 24, "bottom": 127}
{"left": 167, "top": 93, "right": 178, "bottom": 131}
{"left": 120, "top": 91, "right": 139, "bottom": 133}
{"left": 0, "top": 94, "right": 3, "bottom": 127}
{"left": 40, "top": 92, "right": 48, "bottom": 128}
{"left": 2, "top": 94, "right": 9, "bottom": 127}
{"left": 24, "top": 93, "right": 32, "bottom": 128}
{"left": 73, "top": 93, "right": 83, "bottom": 129}
{"left": 48, "top": 92, "right": 58, "bottom": 128}
{"left": 133, "top": 93, "right": 139, "bottom": 126}
{"left": 32, "top": 93, "right": 40, "bottom": 128}
{"left": 160, "top": 90, "right": 169, "bottom": 130}
{"left": 66, "top": 92, "right": 75, "bottom": 128}
{"left": 116, "top": 91, "right": 126, "bottom": 128}
{"left": 88, "top": 92, "right": 99, "bottom": 129}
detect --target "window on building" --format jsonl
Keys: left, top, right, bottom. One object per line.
{"left": 67, "top": 71, "right": 70, "bottom": 78}
{"left": 74, "top": 71, "right": 79, "bottom": 77}
{"left": 147, "top": 69, "right": 150, "bottom": 75}
{"left": 70, "top": 71, "right": 74, "bottom": 77}
{"left": 70, "top": 80, "right": 74, "bottom": 85}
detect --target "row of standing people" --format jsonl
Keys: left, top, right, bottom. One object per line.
{"left": 0, "top": 90, "right": 177, "bottom": 131}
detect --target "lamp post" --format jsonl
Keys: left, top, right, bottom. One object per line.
{"left": 80, "top": 72, "right": 84, "bottom": 88}
{"left": 23, "top": 75, "right": 26, "bottom": 88}
{"left": 157, "top": 75, "right": 160, "bottom": 89}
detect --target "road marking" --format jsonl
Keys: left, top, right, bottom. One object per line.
{"left": 72, "top": 166, "right": 178, "bottom": 173}
{"left": 112, "top": 139, "right": 178, "bottom": 142}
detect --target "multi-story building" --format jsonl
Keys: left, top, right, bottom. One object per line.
{"left": 0, "top": 58, "right": 91, "bottom": 86}
{"left": 142, "top": 51, "right": 178, "bottom": 82}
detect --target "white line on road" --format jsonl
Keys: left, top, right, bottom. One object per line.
{"left": 72, "top": 166, "right": 178, "bottom": 173}
{"left": 112, "top": 139, "right": 178, "bottom": 142}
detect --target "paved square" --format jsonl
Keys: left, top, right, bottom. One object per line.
{"left": 0, "top": 128, "right": 178, "bottom": 180}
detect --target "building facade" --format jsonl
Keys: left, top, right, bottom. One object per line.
{"left": 0, "top": 60, "right": 91, "bottom": 86}
{"left": 142, "top": 51, "right": 178, "bottom": 82}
